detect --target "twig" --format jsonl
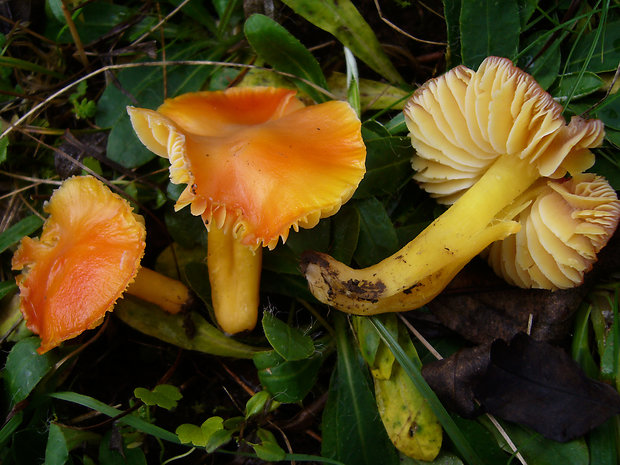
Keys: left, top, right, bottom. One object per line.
{"left": 0, "top": 60, "right": 337, "bottom": 142}
{"left": 60, "top": 0, "right": 89, "bottom": 67}
{"left": 373, "top": 0, "right": 447, "bottom": 46}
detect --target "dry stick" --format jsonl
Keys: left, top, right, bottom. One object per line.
{"left": 0, "top": 60, "right": 337, "bottom": 142}
{"left": 0, "top": 170, "right": 63, "bottom": 185}
{"left": 397, "top": 314, "right": 528, "bottom": 465}
{"left": 60, "top": 0, "right": 89, "bottom": 68}
{"left": 130, "top": 0, "right": 193, "bottom": 48}
{"left": 373, "top": 0, "right": 447, "bottom": 46}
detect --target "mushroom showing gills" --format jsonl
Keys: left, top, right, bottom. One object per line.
{"left": 302, "top": 56, "right": 605, "bottom": 315}
{"left": 127, "top": 87, "right": 366, "bottom": 333}
{"left": 12, "top": 176, "right": 193, "bottom": 354}
{"left": 486, "top": 174, "right": 620, "bottom": 290}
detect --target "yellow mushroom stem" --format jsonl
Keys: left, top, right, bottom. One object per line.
{"left": 207, "top": 226, "right": 262, "bottom": 334}
{"left": 302, "top": 153, "right": 540, "bottom": 315}
{"left": 125, "top": 267, "right": 193, "bottom": 314}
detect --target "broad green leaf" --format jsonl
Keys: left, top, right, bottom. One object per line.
{"left": 96, "top": 43, "right": 217, "bottom": 168}
{"left": 281, "top": 0, "right": 404, "bottom": 84}
{"left": 4, "top": 337, "right": 58, "bottom": 407}
{"left": 443, "top": 0, "right": 462, "bottom": 67}
{"left": 44, "top": 423, "right": 69, "bottom": 465}
{"left": 252, "top": 428, "right": 286, "bottom": 462}
{"left": 0, "top": 215, "right": 44, "bottom": 254}
{"left": 321, "top": 314, "right": 399, "bottom": 465}
{"left": 519, "top": 31, "right": 561, "bottom": 90}
{"left": 501, "top": 423, "right": 589, "bottom": 465}
{"left": 114, "top": 299, "right": 265, "bottom": 359}
{"left": 592, "top": 151, "right": 620, "bottom": 191}
{"left": 164, "top": 206, "right": 207, "bottom": 249}
{"left": 354, "top": 133, "right": 413, "bottom": 198}
{"left": 592, "top": 92, "right": 620, "bottom": 130}
{"left": 354, "top": 198, "right": 399, "bottom": 267}
{"left": 450, "top": 416, "right": 509, "bottom": 465}
{"left": 285, "top": 218, "right": 332, "bottom": 257}
{"left": 254, "top": 350, "right": 323, "bottom": 403}
{"left": 134, "top": 384, "right": 182, "bottom": 410}
{"left": 54, "top": 2, "right": 133, "bottom": 44}
{"left": 552, "top": 72, "right": 604, "bottom": 102}
{"left": 262, "top": 311, "right": 314, "bottom": 361}
{"left": 517, "top": 0, "right": 538, "bottom": 28}
{"left": 176, "top": 417, "right": 225, "bottom": 447}
{"left": 567, "top": 20, "right": 620, "bottom": 73}
{"left": 0, "top": 280, "right": 17, "bottom": 300}
{"left": 588, "top": 418, "right": 618, "bottom": 465}
{"left": 50, "top": 391, "right": 180, "bottom": 443}
{"left": 244, "top": 14, "right": 329, "bottom": 103}
{"left": 571, "top": 303, "right": 599, "bottom": 378}
{"left": 460, "top": 0, "right": 520, "bottom": 69}
{"left": 330, "top": 205, "right": 360, "bottom": 264}
{"left": 245, "top": 390, "right": 273, "bottom": 418}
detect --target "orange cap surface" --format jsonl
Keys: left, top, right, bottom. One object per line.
{"left": 12, "top": 176, "right": 146, "bottom": 353}
{"left": 128, "top": 87, "right": 366, "bottom": 249}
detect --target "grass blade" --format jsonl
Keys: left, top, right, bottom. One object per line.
{"left": 50, "top": 391, "right": 180, "bottom": 444}
{"left": 369, "top": 317, "right": 485, "bottom": 465}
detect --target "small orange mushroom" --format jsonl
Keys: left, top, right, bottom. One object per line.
{"left": 128, "top": 87, "right": 366, "bottom": 333}
{"left": 11, "top": 176, "right": 192, "bottom": 354}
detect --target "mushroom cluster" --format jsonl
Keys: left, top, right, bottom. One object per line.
{"left": 128, "top": 87, "right": 366, "bottom": 333}
{"left": 302, "top": 56, "right": 616, "bottom": 315}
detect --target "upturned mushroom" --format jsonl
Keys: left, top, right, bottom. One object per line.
{"left": 127, "top": 87, "right": 366, "bottom": 333}
{"left": 302, "top": 56, "right": 606, "bottom": 315}
{"left": 486, "top": 174, "right": 620, "bottom": 289}
{"left": 12, "top": 175, "right": 192, "bottom": 353}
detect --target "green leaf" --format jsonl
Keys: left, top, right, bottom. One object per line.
{"left": 262, "top": 311, "right": 315, "bottom": 361}
{"left": 0, "top": 134, "right": 8, "bottom": 164}
{"left": 50, "top": 391, "right": 180, "bottom": 444}
{"left": 354, "top": 198, "right": 399, "bottom": 267}
{"left": 0, "top": 280, "right": 17, "bottom": 300}
{"left": 517, "top": 0, "right": 538, "bottom": 28}
{"left": 330, "top": 205, "right": 360, "bottom": 264}
{"left": 254, "top": 350, "right": 323, "bottom": 403}
{"left": 460, "top": 0, "right": 520, "bottom": 69}
{"left": 370, "top": 318, "right": 485, "bottom": 465}
{"left": 280, "top": 0, "right": 404, "bottom": 84}
{"left": 176, "top": 416, "right": 224, "bottom": 447}
{"left": 321, "top": 314, "right": 399, "bottom": 465}
{"left": 591, "top": 92, "right": 620, "bottom": 130}
{"left": 252, "top": 428, "right": 286, "bottom": 461}
{"left": 134, "top": 384, "right": 182, "bottom": 410}
{"left": 501, "top": 423, "right": 589, "bottom": 465}
{"left": 96, "top": 43, "right": 217, "bottom": 168}
{"left": 443, "top": 0, "right": 462, "bottom": 67}
{"left": 244, "top": 14, "right": 329, "bottom": 103}
{"left": 519, "top": 31, "right": 561, "bottom": 90}
{"left": 552, "top": 72, "right": 604, "bottom": 102}
{"left": 588, "top": 418, "right": 618, "bottom": 465}
{"left": 0, "top": 411, "right": 23, "bottom": 448}
{"left": 245, "top": 390, "right": 272, "bottom": 419}
{"left": 4, "top": 337, "right": 58, "bottom": 407}
{"left": 354, "top": 133, "right": 413, "bottom": 198}
{"left": 44, "top": 423, "right": 69, "bottom": 465}
{"left": 0, "top": 215, "right": 44, "bottom": 254}
{"left": 567, "top": 19, "right": 620, "bottom": 73}
{"left": 114, "top": 299, "right": 265, "bottom": 359}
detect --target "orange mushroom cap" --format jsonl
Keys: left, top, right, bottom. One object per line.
{"left": 486, "top": 174, "right": 620, "bottom": 290}
{"left": 128, "top": 87, "right": 366, "bottom": 249}
{"left": 405, "top": 56, "right": 605, "bottom": 204}
{"left": 11, "top": 176, "right": 146, "bottom": 353}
